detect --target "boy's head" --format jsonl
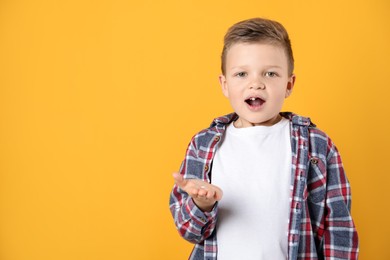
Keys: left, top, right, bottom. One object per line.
{"left": 219, "top": 18, "right": 296, "bottom": 127}
{"left": 221, "top": 18, "right": 294, "bottom": 76}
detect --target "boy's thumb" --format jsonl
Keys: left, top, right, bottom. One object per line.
{"left": 172, "top": 172, "right": 185, "bottom": 187}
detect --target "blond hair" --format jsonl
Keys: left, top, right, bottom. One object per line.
{"left": 221, "top": 18, "right": 294, "bottom": 75}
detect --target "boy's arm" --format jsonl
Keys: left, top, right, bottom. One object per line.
{"left": 323, "top": 143, "right": 359, "bottom": 259}
{"left": 169, "top": 137, "right": 220, "bottom": 244}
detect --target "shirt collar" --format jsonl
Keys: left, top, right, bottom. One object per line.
{"left": 211, "top": 112, "right": 316, "bottom": 128}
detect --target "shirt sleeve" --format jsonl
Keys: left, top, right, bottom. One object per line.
{"left": 169, "top": 136, "right": 218, "bottom": 244}
{"left": 322, "top": 142, "right": 359, "bottom": 259}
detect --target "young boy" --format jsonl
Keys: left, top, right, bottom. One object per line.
{"left": 169, "top": 18, "right": 359, "bottom": 260}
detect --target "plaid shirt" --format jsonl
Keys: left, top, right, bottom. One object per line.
{"left": 169, "top": 112, "right": 359, "bottom": 260}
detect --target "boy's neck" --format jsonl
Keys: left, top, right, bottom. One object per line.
{"left": 233, "top": 114, "right": 282, "bottom": 128}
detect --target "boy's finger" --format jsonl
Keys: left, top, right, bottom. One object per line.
{"left": 189, "top": 188, "right": 200, "bottom": 197}
{"left": 214, "top": 188, "right": 223, "bottom": 201}
{"left": 198, "top": 188, "right": 208, "bottom": 197}
{"left": 172, "top": 172, "right": 187, "bottom": 188}
{"left": 206, "top": 190, "right": 215, "bottom": 200}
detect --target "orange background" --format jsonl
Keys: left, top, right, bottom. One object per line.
{"left": 0, "top": 0, "right": 389, "bottom": 259}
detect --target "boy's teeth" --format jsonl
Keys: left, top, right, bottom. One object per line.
{"left": 246, "top": 97, "right": 264, "bottom": 107}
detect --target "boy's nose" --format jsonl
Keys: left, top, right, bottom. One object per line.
{"left": 250, "top": 81, "right": 266, "bottom": 90}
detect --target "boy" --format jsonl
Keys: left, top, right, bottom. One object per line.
{"left": 169, "top": 18, "right": 359, "bottom": 260}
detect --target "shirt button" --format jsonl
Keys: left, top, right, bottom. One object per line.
{"left": 204, "top": 165, "right": 209, "bottom": 172}
{"left": 214, "top": 136, "right": 220, "bottom": 142}
{"left": 310, "top": 158, "right": 319, "bottom": 164}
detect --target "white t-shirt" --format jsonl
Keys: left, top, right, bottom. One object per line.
{"left": 212, "top": 118, "right": 292, "bottom": 260}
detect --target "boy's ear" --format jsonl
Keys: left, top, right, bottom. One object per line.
{"left": 285, "top": 74, "right": 296, "bottom": 98}
{"left": 219, "top": 74, "right": 229, "bottom": 98}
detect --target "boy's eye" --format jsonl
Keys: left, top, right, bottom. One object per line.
{"left": 265, "top": 71, "right": 277, "bottom": 77}
{"left": 235, "top": 72, "right": 247, "bottom": 77}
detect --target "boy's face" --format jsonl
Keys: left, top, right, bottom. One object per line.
{"left": 219, "top": 42, "right": 295, "bottom": 127}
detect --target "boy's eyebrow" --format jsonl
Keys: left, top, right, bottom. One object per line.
{"left": 229, "top": 65, "right": 284, "bottom": 70}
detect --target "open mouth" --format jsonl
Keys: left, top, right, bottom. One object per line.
{"left": 245, "top": 97, "right": 265, "bottom": 108}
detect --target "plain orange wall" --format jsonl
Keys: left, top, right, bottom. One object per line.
{"left": 0, "top": 0, "right": 389, "bottom": 259}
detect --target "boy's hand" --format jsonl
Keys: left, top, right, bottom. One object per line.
{"left": 173, "top": 172, "right": 223, "bottom": 212}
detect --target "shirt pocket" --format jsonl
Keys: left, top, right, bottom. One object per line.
{"left": 306, "top": 156, "right": 327, "bottom": 204}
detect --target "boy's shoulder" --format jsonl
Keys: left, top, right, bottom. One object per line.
{"left": 281, "top": 111, "right": 331, "bottom": 139}
{"left": 189, "top": 112, "right": 331, "bottom": 145}
{"left": 280, "top": 112, "right": 315, "bottom": 127}
{"left": 281, "top": 112, "right": 336, "bottom": 157}
{"left": 187, "top": 112, "right": 336, "bottom": 161}
{"left": 209, "top": 112, "right": 238, "bottom": 128}
{"left": 186, "top": 113, "right": 236, "bottom": 148}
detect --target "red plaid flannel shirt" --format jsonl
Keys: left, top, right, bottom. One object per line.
{"left": 169, "top": 112, "right": 359, "bottom": 259}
